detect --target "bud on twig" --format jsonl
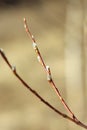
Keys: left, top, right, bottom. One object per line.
{"left": 46, "top": 65, "right": 52, "bottom": 81}
{"left": 12, "top": 65, "right": 16, "bottom": 73}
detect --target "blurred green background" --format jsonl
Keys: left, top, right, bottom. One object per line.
{"left": 0, "top": 0, "right": 87, "bottom": 130}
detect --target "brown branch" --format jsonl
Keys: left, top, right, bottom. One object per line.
{"left": 0, "top": 48, "right": 87, "bottom": 129}
{"left": 23, "top": 18, "right": 76, "bottom": 118}
{"left": 23, "top": 18, "right": 87, "bottom": 129}
{"left": 0, "top": 18, "right": 87, "bottom": 129}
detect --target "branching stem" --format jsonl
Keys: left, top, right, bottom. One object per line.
{"left": 0, "top": 18, "right": 87, "bottom": 129}
{"left": 0, "top": 48, "right": 87, "bottom": 129}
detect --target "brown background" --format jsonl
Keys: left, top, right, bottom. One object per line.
{"left": 0, "top": 0, "right": 87, "bottom": 130}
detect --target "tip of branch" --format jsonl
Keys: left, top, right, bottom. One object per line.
{"left": 23, "top": 17, "right": 26, "bottom": 22}
{"left": 0, "top": 48, "right": 4, "bottom": 52}
{"left": 0, "top": 48, "right": 5, "bottom": 56}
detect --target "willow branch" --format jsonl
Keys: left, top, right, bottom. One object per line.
{"left": 23, "top": 18, "right": 76, "bottom": 118}
{"left": 0, "top": 48, "right": 87, "bottom": 129}
{"left": 23, "top": 18, "right": 87, "bottom": 129}
{"left": 0, "top": 18, "right": 87, "bottom": 129}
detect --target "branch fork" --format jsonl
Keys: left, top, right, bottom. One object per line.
{"left": 0, "top": 18, "right": 87, "bottom": 129}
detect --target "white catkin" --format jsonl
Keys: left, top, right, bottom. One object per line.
{"left": 46, "top": 66, "right": 50, "bottom": 71}
{"left": 32, "top": 42, "right": 38, "bottom": 50}
{"left": 12, "top": 65, "right": 16, "bottom": 72}
{"left": 37, "top": 55, "right": 41, "bottom": 63}
{"left": 47, "top": 74, "right": 52, "bottom": 81}
{"left": 24, "top": 24, "right": 27, "bottom": 29}
{"left": 32, "top": 35, "right": 34, "bottom": 39}
{"left": 46, "top": 66, "right": 52, "bottom": 81}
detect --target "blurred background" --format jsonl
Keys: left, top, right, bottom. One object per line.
{"left": 0, "top": 0, "right": 87, "bottom": 130}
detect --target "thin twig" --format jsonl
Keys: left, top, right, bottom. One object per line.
{"left": 23, "top": 18, "right": 87, "bottom": 129}
{"left": 0, "top": 48, "right": 87, "bottom": 129}
{"left": 23, "top": 18, "right": 76, "bottom": 119}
